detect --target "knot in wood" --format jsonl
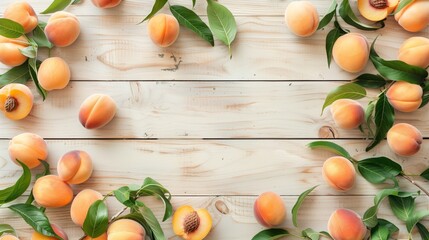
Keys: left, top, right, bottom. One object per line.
{"left": 184, "top": 211, "right": 200, "bottom": 233}
{"left": 5, "top": 96, "right": 18, "bottom": 112}
{"left": 370, "top": 0, "right": 388, "bottom": 9}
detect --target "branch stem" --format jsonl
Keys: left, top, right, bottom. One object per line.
{"left": 401, "top": 174, "right": 429, "bottom": 197}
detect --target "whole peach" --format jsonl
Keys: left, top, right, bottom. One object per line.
{"left": 4, "top": 1, "right": 38, "bottom": 33}
{"left": 0, "top": 36, "right": 29, "bottom": 67}
{"left": 148, "top": 14, "right": 180, "bottom": 47}
{"left": 0, "top": 235, "right": 19, "bottom": 240}
{"left": 45, "top": 11, "right": 80, "bottom": 47}
{"left": 328, "top": 209, "right": 367, "bottom": 240}
{"left": 38, "top": 57, "right": 71, "bottom": 91}
{"left": 398, "top": 37, "right": 429, "bottom": 68}
{"left": 31, "top": 223, "right": 68, "bottom": 240}
{"left": 70, "top": 189, "right": 103, "bottom": 226}
{"left": 79, "top": 94, "right": 117, "bottom": 129}
{"left": 33, "top": 175, "right": 73, "bottom": 208}
{"left": 91, "top": 0, "right": 122, "bottom": 8}
{"left": 9, "top": 132, "right": 47, "bottom": 169}
{"left": 254, "top": 192, "right": 286, "bottom": 227}
{"left": 285, "top": 1, "right": 319, "bottom": 37}
{"left": 387, "top": 123, "right": 422, "bottom": 156}
{"left": 395, "top": 0, "right": 429, "bottom": 32}
{"left": 58, "top": 150, "right": 93, "bottom": 184}
{"left": 323, "top": 156, "right": 355, "bottom": 191}
{"left": 330, "top": 99, "right": 365, "bottom": 129}
{"left": 386, "top": 81, "right": 423, "bottom": 113}
{"left": 332, "top": 33, "right": 369, "bottom": 73}
{"left": 107, "top": 219, "right": 145, "bottom": 240}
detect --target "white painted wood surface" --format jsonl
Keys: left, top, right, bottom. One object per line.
{"left": 0, "top": 0, "right": 428, "bottom": 239}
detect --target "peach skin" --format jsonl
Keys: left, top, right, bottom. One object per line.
{"left": 386, "top": 81, "right": 422, "bottom": 113}
{"left": 387, "top": 123, "right": 422, "bottom": 156}
{"left": 395, "top": 0, "right": 429, "bottom": 32}
{"left": 33, "top": 175, "right": 73, "bottom": 208}
{"left": 147, "top": 14, "right": 180, "bottom": 47}
{"left": 58, "top": 150, "right": 93, "bottom": 184}
{"left": 0, "top": 83, "right": 34, "bottom": 121}
{"left": 91, "top": 0, "right": 122, "bottom": 8}
{"left": 9, "top": 132, "right": 47, "bottom": 169}
{"left": 45, "top": 11, "right": 80, "bottom": 47}
{"left": 254, "top": 192, "right": 286, "bottom": 227}
{"left": 328, "top": 208, "right": 367, "bottom": 240}
{"left": 107, "top": 219, "right": 145, "bottom": 240}
{"left": 332, "top": 33, "right": 369, "bottom": 73}
{"left": 4, "top": 1, "right": 38, "bottom": 33}
{"left": 398, "top": 37, "right": 429, "bottom": 68}
{"left": 285, "top": 1, "right": 319, "bottom": 37}
{"left": 0, "top": 235, "right": 19, "bottom": 240}
{"left": 70, "top": 189, "right": 103, "bottom": 226}
{"left": 38, "top": 57, "right": 71, "bottom": 91}
{"left": 173, "top": 205, "right": 212, "bottom": 240}
{"left": 0, "top": 36, "right": 29, "bottom": 67}
{"left": 79, "top": 94, "right": 117, "bottom": 129}
{"left": 323, "top": 156, "right": 356, "bottom": 191}
{"left": 330, "top": 99, "right": 365, "bottom": 129}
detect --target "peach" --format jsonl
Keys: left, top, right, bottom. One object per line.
{"left": 398, "top": 37, "right": 429, "bottom": 68}
{"left": 45, "top": 11, "right": 80, "bottom": 47}
{"left": 386, "top": 81, "right": 423, "bottom": 113}
{"left": 58, "top": 150, "right": 93, "bottom": 185}
{"left": 4, "top": 1, "right": 38, "bottom": 33}
{"left": 8, "top": 132, "right": 47, "bottom": 169}
{"left": 0, "top": 236, "right": 19, "bottom": 240}
{"left": 31, "top": 223, "right": 68, "bottom": 240}
{"left": 33, "top": 175, "right": 73, "bottom": 208}
{"left": 330, "top": 99, "right": 365, "bottom": 129}
{"left": 79, "top": 94, "right": 117, "bottom": 129}
{"left": 323, "top": 156, "right": 356, "bottom": 191}
{"left": 83, "top": 233, "right": 107, "bottom": 240}
{"left": 357, "top": 0, "right": 399, "bottom": 22}
{"left": 70, "top": 189, "right": 103, "bottom": 227}
{"left": 0, "top": 84, "right": 34, "bottom": 121}
{"left": 0, "top": 36, "right": 29, "bottom": 67}
{"left": 37, "top": 57, "right": 71, "bottom": 91}
{"left": 387, "top": 123, "right": 422, "bottom": 156}
{"left": 107, "top": 219, "right": 145, "bottom": 240}
{"left": 328, "top": 209, "right": 367, "bottom": 240}
{"left": 285, "top": 1, "right": 319, "bottom": 37}
{"left": 332, "top": 33, "right": 369, "bottom": 73}
{"left": 395, "top": 0, "right": 429, "bottom": 32}
{"left": 253, "top": 192, "right": 286, "bottom": 227}
{"left": 91, "top": 0, "right": 122, "bottom": 8}
{"left": 172, "top": 205, "right": 212, "bottom": 240}
{"left": 147, "top": 14, "right": 180, "bottom": 47}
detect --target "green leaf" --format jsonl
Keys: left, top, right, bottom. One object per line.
{"left": 420, "top": 94, "right": 429, "bottom": 109}
{"left": 357, "top": 157, "right": 402, "bottom": 184}
{"left": 170, "top": 5, "right": 214, "bottom": 46}
{"left": 421, "top": 168, "right": 429, "bottom": 181}
{"left": 28, "top": 58, "right": 47, "bottom": 100}
{"left": 406, "top": 210, "right": 429, "bottom": 232}
{"left": 307, "top": 141, "right": 352, "bottom": 160}
{"left": 207, "top": 0, "right": 237, "bottom": 58}
{"left": 0, "top": 161, "right": 31, "bottom": 205}
{"left": 41, "top": 0, "right": 72, "bottom": 14}
{"left": 9, "top": 204, "right": 62, "bottom": 239}
{"left": 20, "top": 46, "right": 37, "bottom": 58}
{"left": 388, "top": 195, "right": 415, "bottom": 222}
{"left": 325, "top": 20, "right": 347, "bottom": 67}
{"left": 417, "top": 222, "right": 429, "bottom": 240}
{"left": 292, "top": 185, "right": 318, "bottom": 227}
{"left": 338, "top": 0, "right": 384, "bottom": 31}
{"left": 82, "top": 200, "right": 109, "bottom": 238}
{"left": 72, "top": 0, "right": 81, "bottom": 4}
{"left": 393, "top": 0, "right": 413, "bottom": 14}
{"left": 26, "top": 161, "right": 51, "bottom": 205}
{"left": 321, "top": 82, "right": 366, "bottom": 113}
{"left": 114, "top": 186, "right": 135, "bottom": 207}
{"left": 365, "top": 101, "right": 375, "bottom": 137}
{"left": 134, "top": 201, "right": 166, "bottom": 240}
{"left": 363, "top": 206, "right": 379, "bottom": 228}
{"left": 302, "top": 228, "right": 321, "bottom": 240}
{"left": 366, "top": 93, "right": 394, "bottom": 151}
{"left": 138, "top": 177, "right": 172, "bottom": 221}
{"left": 0, "top": 224, "right": 16, "bottom": 236}
{"left": 319, "top": 231, "right": 333, "bottom": 239}
{"left": 0, "top": 62, "right": 30, "bottom": 87}
{"left": 374, "top": 188, "right": 399, "bottom": 206}
{"left": 32, "top": 24, "right": 53, "bottom": 49}
{"left": 371, "top": 219, "right": 399, "bottom": 240}
{"left": 0, "top": 18, "right": 25, "bottom": 38}
{"left": 251, "top": 229, "right": 289, "bottom": 240}
{"left": 353, "top": 74, "right": 387, "bottom": 89}
{"left": 142, "top": 0, "right": 168, "bottom": 22}
{"left": 192, "top": 0, "right": 196, "bottom": 7}
{"left": 317, "top": 0, "right": 337, "bottom": 30}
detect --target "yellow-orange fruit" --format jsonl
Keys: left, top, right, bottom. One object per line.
{"left": 83, "top": 233, "right": 107, "bottom": 240}
{"left": 398, "top": 37, "right": 429, "bottom": 68}
{"left": 386, "top": 81, "right": 423, "bottom": 113}
{"left": 0, "top": 235, "right": 19, "bottom": 240}
{"left": 37, "top": 57, "right": 71, "bottom": 91}
{"left": 58, "top": 150, "right": 93, "bottom": 184}
{"left": 332, "top": 33, "right": 369, "bottom": 73}
{"left": 70, "top": 189, "right": 103, "bottom": 226}
{"left": 107, "top": 219, "right": 145, "bottom": 240}
{"left": 387, "top": 123, "right": 422, "bottom": 156}
{"left": 31, "top": 223, "right": 68, "bottom": 240}
{"left": 8, "top": 132, "right": 47, "bottom": 169}
{"left": 91, "top": 0, "right": 122, "bottom": 8}
{"left": 285, "top": 1, "right": 319, "bottom": 37}
{"left": 357, "top": 0, "right": 398, "bottom": 22}
{"left": 323, "top": 156, "right": 356, "bottom": 191}
{"left": 328, "top": 209, "right": 367, "bottom": 240}
{"left": 330, "top": 99, "right": 365, "bottom": 129}
{"left": 45, "top": 11, "right": 80, "bottom": 47}
{"left": 172, "top": 205, "right": 212, "bottom": 240}
{"left": 0, "top": 35, "right": 29, "bottom": 67}
{"left": 79, "top": 94, "right": 117, "bottom": 129}
{"left": 147, "top": 14, "right": 180, "bottom": 47}
{"left": 0, "top": 83, "right": 34, "bottom": 120}
{"left": 33, "top": 175, "right": 73, "bottom": 208}
{"left": 395, "top": 0, "right": 429, "bottom": 32}
{"left": 253, "top": 192, "right": 286, "bottom": 227}
{"left": 4, "top": 1, "right": 38, "bottom": 33}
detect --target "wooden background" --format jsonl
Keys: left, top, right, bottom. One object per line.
{"left": 0, "top": 0, "right": 428, "bottom": 239}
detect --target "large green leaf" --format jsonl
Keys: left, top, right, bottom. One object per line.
{"left": 142, "top": 0, "right": 168, "bottom": 22}
{"left": 0, "top": 62, "right": 30, "bottom": 87}
{"left": 388, "top": 196, "right": 415, "bottom": 222}
{"left": 366, "top": 93, "right": 394, "bottom": 151}
{"left": 83, "top": 200, "right": 109, "bottom": 238}
{"left": 41, "top": 0, "right": 72, "bottom": 14}
{"left": 292, "top": 185, "right": 318, "bottom": 227}
{"left": 406, "top": 211, "right": 429, "bottom": 233}
{"left": 251, "top": 229, "right": 289, "bottom": 240}
{"left": 420, "top": 168, "right": 429, "bottom": 181}
{"left": 338, "top": 0, "right": 384, "bottom": 30}
{"left": 317, "top": 0, "right": 337, "bottom": 30}
{"left": 353, "top": 74, "right": 387, "bottom": 89}
{"left": 321, "top": 82, "right": 366, "bottom": 113}
{"left": 0, "top": 18, "right": 25, "bottom": 38}
{"left": 0, "top": 161, "right": 31, "bottom": 205}
{"left": 417, "top": 222, "right": 429, "bottom": 240}
{"left": 114, "top": 186, "right": 135, "bottom": 207}
{"left": 134, "top": 201, "right": 166, "bottom": 240}
{"left": 307, "top": 141, "right": 352, "bottom": 160}
{"left": 363, "top": 188, "right": 399, "bottom": 227}
{"left": 370, "top": 219, "right": 399, "bottom": 240}
{"left": 357, "top": 157, "right": 402, "bottom": 184}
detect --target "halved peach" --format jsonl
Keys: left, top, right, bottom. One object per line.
{"left": 358, "top": 0, "right": 399, "bottom": 22}
{"left": 0, "top": 84, "right": 34, "bottom": 120}
{"left": 172, "top": 205, "right": 212, "bottom": 240}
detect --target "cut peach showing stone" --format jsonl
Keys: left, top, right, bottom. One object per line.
{"left": 398, "top": 37, "right": 429, "bottom": 68}
{"left": 330, "top": 99, "right": 365, "bottom": 129}
{"left": 91, "top": 0, "right": 122, "bottom": 8}
{"left": 386, "top": 81, "right": 422, "bottom": 113}
{"left": 147, "top": 14, "right": 180, "bottom": 47}
{"left": 0, "top": 36, "right": 29, "bottom": 67}
{"left": 395, "top": 0, "right": 429, "bottom": 32}
{"left": 328, "top": 209, "right": 367, "bottom": 240}
{"left": 172, "top": 205, "right": 212, "bottom": 240}
{"left": 254, "top": 192, "right": 286, "bottom": 227}
{"left": 387, "top": 123, "right": 422, "bottom": 156}
{"left": 0, "top": 83, "right": 34, "bottom": 121}
{"left": 0, "top": 235, "right": 19, "bottom": 240}
{"left": 38, "top": 57, "right": 71, "bottom": 91}
{"left": 9, "top": 132, "right": 47, "bottom": 169}
{"left": 332, "top": 33, "right": 369, "bottom": 73}
{"left": 31, "top": 223, "right": 68, "bottom": 240}
{"left": 358, "top": 0, "right": 399, "bottom": 22}
{"left": 70, "top": 189, "right": 103, "bottom": 227}
{"left": 4, "top": 1, "right": 38, "bottom": 33}
{"left": 79, "top": 94, "right": 117, "bottom": 129}
{"left": 33, "top": 175, "right": 73, "bottom": 208}
{"left": 45, "top": 11, "right": 80, "bottom": 47}
{"left": 323, "top": 156, "right": 356, "bottom": 191}
{"left": 285, "top": 1, "right": 319, "bottom": 37}
{"left": 107, "top": 219, "right": 145, "bottom": 240}
{"left": 58, "top": 150, "right": 93, "bottom": 185}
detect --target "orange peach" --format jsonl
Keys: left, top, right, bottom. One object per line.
{"left": 58, "top": 150, "right": 93, "bottom": 185}
{"left": 330, "top": 99, "right": 365, "bottom": 129}
{"left": 83, "top": 233, "right": 107, "bottom": 240}
{"left": 386, "top": 81, "right": 423, "bottom": 113}
{"left": 285, "top": 1, "right": 319, "bottom": 37}
{"left": 0, "top": 235, "right": 19, "bottom": 240}
{"left": 0, "top": 83, "right": 34, "bottom": 121}
{"left": 8, "top": 132, "right": 47, "bottom": 169}
{"left": 358, "top": 0, "right": 398, "bottom": 22}
{"left": 173, "top": 205, "right": 212, "bottom": 240}
{"left": 323, "top": 156, "right": 356, "bottom": 191}
{"left": 4, "top": 1, "right": 38, "bottom": 33}
{"left": 70, "top": 189, "right": 103, "bottom": 227}
{"left": 79, "top": 94, "right": 117, "bottom": 129}
{"left": 45, "top": 11, "right": 80, "bottom": 47}
{"left": 387, "top": 123, "right": 422, "bottom": 156}
{"left": 147, "top": 14, "right": 180, "bottom": 47}
{"left": 328, "top": 209, "right": 367, "bottom": 240}
{"left": 398, "top": 37, "right": 429, "bottom": 68}
{"left": 395, "top": 0, "right": 429, "bottom": 32}
{"left": 33, "top": 175, "right": 73, "bottom": 208}
{"left": 0, "top": 36, "right": 29, "bottom": 67}
{"left": 37, "top": 57, "right": 71, "bottom": 91}
{"left": 332, "top": 33, "right": 369, "bottom": 73}
{"left": 91, "top": 0, "right": 122, "bottom": 8}
{"left": 253, "top": 192, "right": 286, "bottom": 227}
{"left": 107, "top": 219, "right": 145, "bottom": 240}
{"left": 31, "top": 223, "right": 68, "bottom": 240}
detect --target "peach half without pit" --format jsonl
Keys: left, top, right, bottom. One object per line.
{"left": 0, "top": 83, "right": 34, "bottom": 121}
{"left": 173, "top": 205, "right": 212, "bottom": 240}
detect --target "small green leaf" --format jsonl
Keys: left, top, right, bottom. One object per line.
{"left": 406, "top": 210, "right": 429, "bottom": 232}
{"left": 192, "top": 0, "right": 196, "bottom": 7}
{"left": 325, "top": 20, "right": 347, "bottom": 67}
{"left": 32, "top": 24, "right": 53, "bottom": 49}
{"left": 363, "top": 206, "right": 379, "bottom": 228}
{"left": 82, "top": 200, "right": 109, "bottom": 238}
{"left": 141, "top": 0, "right": 168, "bottom": 22}
{"left": 134, "top": 201, "right": 165, "bottom": 240}
{"left": 0, "top": 18, "right": 25, "bottom": 38}
{"left": 20, "top": 46, "right": 37, "bottom": 58}
{"left": 374, "top": 188, "right": 399, "bottom": 206}
{"left": 365, "top": 101, "right": 376, "bottom": 137}
{"left": 0, "top": 62, "right": 30, "bottom": 87}
{"left": 371, "top": 219, "right": 399, "bottom": 240}
{"left": 366, "top": 93, "right": 395, "bottom": 151}
{"left": 317, "top": 0, "right": 337, "bottom": 30}
{"left": 353, "top": 74, "right": 387, "bottom": 89}
{"left": 138, "top": 178, "right": 172, "bottom": 222}
{"left": 114, "top": 186, "right": 135, "bottom": 207}
{"left": 388, "top": 195, "right": 415, "bottom": 222}
{"left": 0, "top": 224, "right": 16, "bottom": 236}
{"left": 420, "top": 168, "right": 429, "bottom": 181}
{"left": 292, "top": 185, "right": 318, "bottom": 227}
{"left": 357, "top": 157, "right": 402, "bottom": 184}
{"left": 307, "top": 141, "right": 352, "bottom": 160}
{"left": 393, "top": 0, "right": 413, "bottom": 14}
{"left": 251, "top": 229, "right": 289, "bottom": 240}
{"left": 0, "top": 161, "right": 31, "bottom": 205}
{"left": 417, "top": 222, "right": 429, "bottom": 240}
{"left": 302, "top": 228, "right": 321, "bottom": 240}
{"left": 338, "top": 0, "right": 384, "bottom": 31}
{"left": 41, "top": 0, "right": 72, "bottom": 14}
{"left": 28, "top": 58, "right": 47, "bottom": 100}
{"left": 321, "top": 82, "right": 367, "bottom": 113}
